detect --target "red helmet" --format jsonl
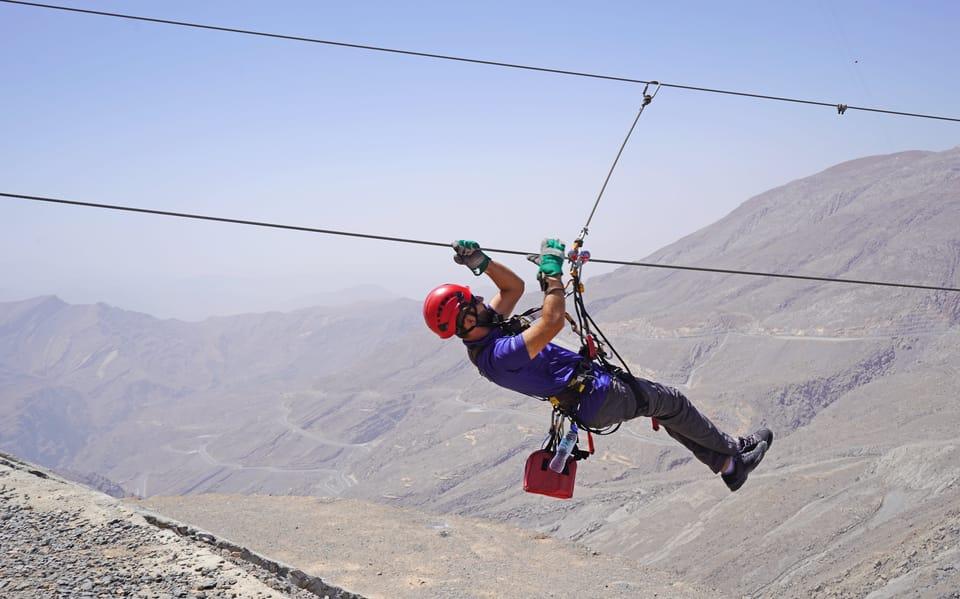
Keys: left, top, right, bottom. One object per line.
{"left": 423, "top": 283, "right": 474, "bottom": 339}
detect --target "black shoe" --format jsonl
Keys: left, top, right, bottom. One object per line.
{"left": 738, "top": 427, "right": 774, "bottom": 453}
{"left": 722, "top": 441, "right": 768, "bottom": 492}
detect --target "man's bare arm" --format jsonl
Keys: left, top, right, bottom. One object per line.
{"left": 519, "top": 238, "right": 567, "bottom": 359}
{"left": 521, "top": 276, "right": 565, "bottom": 359}
{"left": 486, "top": 260, "right": 525, "bottom": 316}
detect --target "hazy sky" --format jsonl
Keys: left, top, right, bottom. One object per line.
{"left": 2, "top": 1, "right": 959, "bottom": 320}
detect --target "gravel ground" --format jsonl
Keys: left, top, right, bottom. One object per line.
{"left": 0, "top": 453, "right": 357, "bottom": 599}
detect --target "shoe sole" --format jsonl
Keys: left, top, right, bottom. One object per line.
{"left": 725, "top": 441, "right": 769, "bottom": 492}
{"left": 752, "top": 440, "right": 769, "bottom": 467}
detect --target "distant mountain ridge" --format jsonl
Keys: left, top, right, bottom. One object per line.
{"left": 0, "top": 294, "right": 422, "bottom": 473}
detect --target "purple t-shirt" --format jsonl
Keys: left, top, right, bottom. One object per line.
{"left": 464, "top": 327, "right": 610, "bottom": 423}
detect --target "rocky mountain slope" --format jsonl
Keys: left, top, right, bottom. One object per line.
{"left": 3, "top": 147, "right": 960, "bottom": 597}
{"left": 0, "top": 451, "right": 358, "bottom": 598}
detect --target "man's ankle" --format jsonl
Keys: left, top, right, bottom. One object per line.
{"left": 721, "top": 456, "right": 735, "bottom": 475}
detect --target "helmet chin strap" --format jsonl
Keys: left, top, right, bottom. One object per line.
{"left": 455, "top": 305, "right": 477, "bottom": 338}
{"left": 477, "top": 307, "right": 500, "bottom": 328}
{"left": 456, "top": 298, "right": 491, "bottom": 338}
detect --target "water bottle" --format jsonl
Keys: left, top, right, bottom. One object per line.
{"left": 549, "top": 423, "right": 578, "bottom": 473}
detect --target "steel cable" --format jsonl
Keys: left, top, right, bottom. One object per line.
{"left": 3, "top": 191, "right": 959, "bottom": 294}
{"left": 2, "top": 0, "right": 959, "bottom": 123}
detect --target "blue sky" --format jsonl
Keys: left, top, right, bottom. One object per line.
{"left": 2, "top": 1, "right": 958, "bottom": 319}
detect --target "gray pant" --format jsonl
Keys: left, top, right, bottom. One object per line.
{"left": 585, "top": 374, "right": 740, "bottom": 473}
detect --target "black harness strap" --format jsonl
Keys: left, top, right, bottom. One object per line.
{"left": 466, "top": 333, "right": 614, "bottom": 435}
{"left": 464, "top": 301, "right": 631, "bottom": 436}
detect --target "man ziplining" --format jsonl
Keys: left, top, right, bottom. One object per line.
{"left": 424, "top": 239, "right": 773, "bottom": 492}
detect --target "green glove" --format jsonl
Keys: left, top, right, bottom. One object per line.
{"left": 538, "top": 238, "right": 565, "bottom": 277}
{"left": 452, "top": 240, "right": 491, "bottom": 276}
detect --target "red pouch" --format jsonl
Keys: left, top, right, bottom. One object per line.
{"left": 523, "top": 449, "right": 577, "bottom": 499}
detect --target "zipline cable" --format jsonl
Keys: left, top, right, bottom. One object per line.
{"left": 4, "top": 191, "right": 960, "bottom": 294}
{"left": 580, "top": 82, "right": 660, "bottom": 241}
{"left": 2, "top": 0, "right": 959, "bottom": 124}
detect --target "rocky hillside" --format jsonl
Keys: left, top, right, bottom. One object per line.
{"left": 592, "top": 148, "right": 960, "bottom": 330}
{"left": 0, "top": 451, "right": 358, "bottom": 598}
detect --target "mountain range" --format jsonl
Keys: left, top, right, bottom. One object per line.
{"left": 3, "top": 147, "right": 960, "bottom": 597}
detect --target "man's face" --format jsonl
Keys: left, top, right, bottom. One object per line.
{"left": 457, "top": 296, "right": 490, "bottom": 339}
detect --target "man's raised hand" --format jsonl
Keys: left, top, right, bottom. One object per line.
{"left": 452, "top": 240, "right": 491, "bottom": 276}
{"left": 538, "top": 238, "right": 565, "bottom": 277}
